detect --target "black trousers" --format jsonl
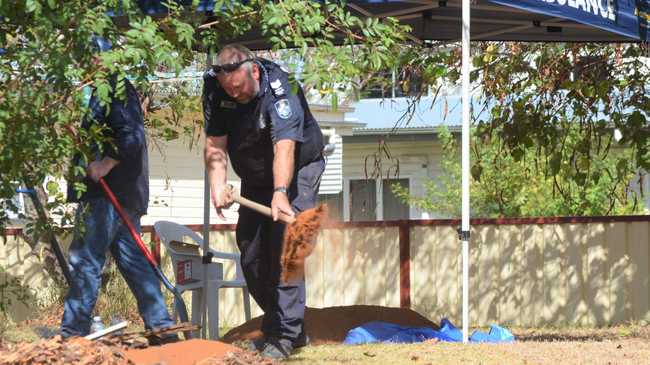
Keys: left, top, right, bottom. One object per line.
{"left": 236, "top": 157, "right": 325, "bottom": 340}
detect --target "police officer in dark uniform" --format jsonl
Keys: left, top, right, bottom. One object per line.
{"left": 202, "top": 44, "right": 325, "bottom": 360}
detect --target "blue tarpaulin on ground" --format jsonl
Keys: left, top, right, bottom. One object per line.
{"left": 343, "top": 319, "right": 515, "bottom": 345}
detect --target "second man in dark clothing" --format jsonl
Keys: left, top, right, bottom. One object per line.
{"left": 202, "top": 44, "right": 325, "bottom": 360}
{"left": 62, "top": 76, "right": 175, "bottom": 340}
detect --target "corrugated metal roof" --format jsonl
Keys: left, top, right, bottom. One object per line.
{"left": 346, "top": 95, "right": 482, "bottom": 130}
{"left": 352, "top": 125, "right": 461, "bottom": 136}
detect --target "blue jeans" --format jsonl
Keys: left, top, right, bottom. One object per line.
{"left": 61, "top": 197, "right": 174, "bottom": 338}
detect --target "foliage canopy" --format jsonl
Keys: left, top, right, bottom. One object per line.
{"left": 0, "top": 0, "right": 408, "bottom": 282}
{"left": 389, "top": 42, "right": 649, "bottom": 217}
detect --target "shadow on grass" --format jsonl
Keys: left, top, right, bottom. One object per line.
{"left": 516, "top": 333, "right": 614, "bottom": 342}
{"left": 514, "top": 324, "right": 650, "bottom": 342}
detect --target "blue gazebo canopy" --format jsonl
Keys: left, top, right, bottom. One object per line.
{"left": 490, "top": 0, "right": 648, "bottom": 41}
{"left": 129, "top": 0, "right": 649, "bottom": 46}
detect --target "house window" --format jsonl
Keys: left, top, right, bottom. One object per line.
{"left": 350, "top": 179, "right": 377, "bottom": 221}
{"left": 383, "top": 179, "right": 409, "bottom": 221}
{"left": 348, "top": 178, "right": 410, "bottom": 221}
{"left": 318, "top": 192, "right": 343, "bottom": 221}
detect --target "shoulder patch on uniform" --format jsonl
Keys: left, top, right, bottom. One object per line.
{"left": 220, "top": 100, "right": 236, "bottom": 109}
{"left": 270, "top": 79, "right": 285, "bottom": 96}
{"left": 274, "top": 99, "right": 292, "bottom": 119}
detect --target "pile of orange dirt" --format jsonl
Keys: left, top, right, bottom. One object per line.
{"left": 124, "top": 339, "right": 246, "bottom": 365}
{"left": 222, "top": 305, "right": 439, "bottom": 345}
{"left": 0, "top": 336, "right": 132, "bottom": 365}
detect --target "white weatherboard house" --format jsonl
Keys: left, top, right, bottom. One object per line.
{"left": 337, "top": 96, "right": 461, "bottom": 222}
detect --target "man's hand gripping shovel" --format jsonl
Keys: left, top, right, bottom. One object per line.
{"left": 225, "top": 185, "right": 328, "bottom": 284}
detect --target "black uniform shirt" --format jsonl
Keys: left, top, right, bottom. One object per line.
{"left": 203, "top": 59, "right": 324, "bottom": 188}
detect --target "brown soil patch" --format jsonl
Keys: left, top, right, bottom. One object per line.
{"left": 124, "top": 339, "right": 240, "bottom": 365}
{"left": 221, "top": 305, "right": 438, "bottom": 345}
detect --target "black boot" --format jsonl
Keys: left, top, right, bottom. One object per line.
{"left": 293, "top": 332, "right": 310, "bottom": 348}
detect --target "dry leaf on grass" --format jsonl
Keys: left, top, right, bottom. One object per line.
{"left": 0, "top": 336, "right": 132, "bottom": 365}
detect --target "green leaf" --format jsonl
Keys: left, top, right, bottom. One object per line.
{"left": 26, "top": 0, "right": 39, "bottom": 13}
{"left": 46, "top": 181, "right": 58, "bottom": 196}
{"left": 549, "top": 153, "right": 562, "bottom": 175}
{"left": 576, "top": 156, "right": 590, "bottom": 171}
{"left": 471, "top": 163, "right": 482, "bottom": 182}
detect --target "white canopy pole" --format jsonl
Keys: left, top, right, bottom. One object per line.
{"left": 461, "top": 0, "right": 471, "bottom": 344}
{"left": 201, "top": 51, "right": 213, "bottom": 339}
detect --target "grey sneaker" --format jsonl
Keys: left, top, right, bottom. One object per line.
{"left": 260, "top": 337, "right": 293, "bottom": 360}
{"left": 247, "top": 336, "right": 266, "bottom": 352}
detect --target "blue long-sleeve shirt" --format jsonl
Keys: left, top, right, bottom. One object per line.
{"left": 68, "top": 78, "right": 149, "bottom": 214}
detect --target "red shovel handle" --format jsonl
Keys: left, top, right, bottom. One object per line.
{"left": 99, "top": 178, "right": 192, "bottom": 338}
{"left": 98, "top": 178, "right": 157, "bottom": 266}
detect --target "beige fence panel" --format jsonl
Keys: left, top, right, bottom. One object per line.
{"left": 475, "top": 225, "right": 499, "bottom": 324}
{"left": 629, "top": 222, "right": 650, "bottom": 322}
{"left": 406, "top": 220, "right": 650, "bottom": 327}
{"left": 519, "top": 224, "right": 544, "bottom": 326}
{"left": 3, "top": 219, "right": 650, "bottom": 329}
{"left": 410, "top": 227, "right": 437, "bottom": 319}
{"left": 1, "top": 234, "right": 61, "bottom": 322}
{"left": 607, "top": 222, "right": 631, "bottom": 324}
{"left": 585, "top": 223, "right": 608, "bottom": 326}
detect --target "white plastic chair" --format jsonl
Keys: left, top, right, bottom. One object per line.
{"left": 153, "top": 220, "right": 252, "bottom": 339}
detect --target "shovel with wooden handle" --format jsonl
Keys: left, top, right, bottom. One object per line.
{"left": 227, "top": 185, "right": 328, "bottom": 283}
{"left": 230, "top": 189, "right": 296, "bottom": 224}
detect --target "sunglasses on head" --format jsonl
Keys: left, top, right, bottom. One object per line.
{"left": 212, "top": 58, "right": 255, "bottom": 74}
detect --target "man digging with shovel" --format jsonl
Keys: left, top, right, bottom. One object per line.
{"left": 203, "top": 44, "right": 327, "bottom": 360}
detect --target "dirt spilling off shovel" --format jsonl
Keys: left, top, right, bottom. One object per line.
{"left": 230, "top": 187, "right": 329, "bottom": 284}
{"left": 280, "top": 204, "right": 329, "bottom": 283}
